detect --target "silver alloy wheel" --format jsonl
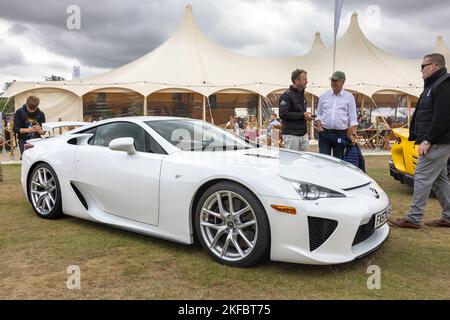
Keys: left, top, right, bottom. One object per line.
{"left": 199, "top": 190, "right": 258, "bottom": 262}
{"left": 30, "top": 167, "right": 57, "bottom": 215}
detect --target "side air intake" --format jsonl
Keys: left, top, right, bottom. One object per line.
{"left": 308, "top": 217, "right": 338, "bottom": 251}
{"left": 70, "top": 182, "right": 88, "bottom": 210}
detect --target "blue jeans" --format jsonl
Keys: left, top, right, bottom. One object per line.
{"left": 318, "top": 130, "right": 348, "bottom": 159}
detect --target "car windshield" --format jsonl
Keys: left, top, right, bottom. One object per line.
{"left": 145, "top": 119, "right": 257, "bottom": 152}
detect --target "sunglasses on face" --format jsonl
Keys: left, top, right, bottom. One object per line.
{"left": 421, "top": 63, "right": 434, "bottom": 70}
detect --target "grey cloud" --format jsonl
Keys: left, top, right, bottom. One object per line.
{"left": 0, "top": 0, "right": 184, "bottom": 68}
{"left": 7, "top": 23, "right": 29, "bottom": 35}
{"left": 0, "top": 39, "right": 25, "bottom": 66}
{"left": 0, "top": 0, "right": 285, "bottom": 67}
{"left": 0, "top": 0, "right": 448, "bottom": 78}
{"left": 305, "top": 0, "right": 449, "bottom": 59}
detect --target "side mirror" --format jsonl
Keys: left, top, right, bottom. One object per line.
{"left": 109, "top": 137, "right": 136, "bottom": 155}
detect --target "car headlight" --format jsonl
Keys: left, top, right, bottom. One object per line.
{"left": 290, "top": 181, "right": 345, "bottom": 200}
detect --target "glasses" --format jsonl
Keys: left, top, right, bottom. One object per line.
{"left": 421, "top": 63, "right": 434, "bottom": 70}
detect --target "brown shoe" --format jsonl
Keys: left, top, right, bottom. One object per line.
{"left": 389, "top": 218, "right": 421, "bottom": 229}
{"left": 425, "top": 219, "right": 450, "bottom": 228}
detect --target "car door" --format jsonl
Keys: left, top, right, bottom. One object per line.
{"left": 75, "top": 121, "right": 166, "bottom": 226}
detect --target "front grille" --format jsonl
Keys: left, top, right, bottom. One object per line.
{"left": 308, "top": 217, "right": 338, "bottom": 251}
{"left": 352, "top": 215, "right": 375, "bottom": 246}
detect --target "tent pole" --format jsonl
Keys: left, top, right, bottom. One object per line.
{"left": 0, "top": 97, "right": 11, "bottom": 113}
{"left": 202, "top": 96, "right": 206, "bottom": 121}
{"left": 333, "top": 33, "right": 337, "bottom": 73}
{"left": 407, "top": 95, "right": 411, "bottom": 128}
{"left": 78, "top": 97, "right": 83, "bottom": 121}
{"left": 143, "top": 96, "right": 147, "bottom": 116}
{"left": 258, "top": 95, "right": 262, "bottom": 130}
{"left": 9, "top": 120, "right": 15, "bottom": 161}
{"left": 207, "top": 96, "right": 214, "bottom": 124}
{"left": 361, "top": 95, "right": 365, "bottom": 115}
{"left": 394, "top": 96, "right": 399, "bottom": 122}
{"left": 311, "top": 95, "right": 315, "bottom": 139}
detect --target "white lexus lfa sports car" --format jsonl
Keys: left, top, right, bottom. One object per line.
{"left": 21, "top": 117, "right": 391, "bottom": 267}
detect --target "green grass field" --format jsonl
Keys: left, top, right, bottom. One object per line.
{"left": 0, "top": 156, "right": 449, "bottom": 299}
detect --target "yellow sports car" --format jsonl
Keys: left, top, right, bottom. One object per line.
{"left": 390, "top": 128, "right": 450, "bottom": 185}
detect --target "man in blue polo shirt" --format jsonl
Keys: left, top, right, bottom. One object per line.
{"left": 316, "top": 71, "right": 358, "bottom": 159}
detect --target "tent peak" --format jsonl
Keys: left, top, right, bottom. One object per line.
{"left": 349, "top": 12, "right": 360, "bottom": 27}
{"left": 342, "top": 11, "right": 364, "bottom": 38}
{"left": 172, "top": 3, "right": 201, "bottom": 40}
{"left": 340, "top": 10, "right": 367, "bottom": 42}
{"left": 436, "top": 35, "right": 448, "bottom": 47}
{"left": 433, "top": 35, "right": 450, "bottom": 54}
{"left": 308, "top": 32, "right": 326, "bottom": 54}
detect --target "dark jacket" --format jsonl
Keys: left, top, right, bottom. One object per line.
{"left": 13, "top": 105, "right": 46, "bottom": 141}
{"left": 279, "top": 85, "right": 307, "bottom": 136}
{"left": 409, "top": 68, "right": 450, "bottom": 145}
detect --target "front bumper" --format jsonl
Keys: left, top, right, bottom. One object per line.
{"left": 261, "top": 183, "right": 391, "bottom": 265}
{"left": 389, "top": 160, "right": 414, "bottom": 186}
{"left": 20, "top": 158, "right": 32, "bottom": 202}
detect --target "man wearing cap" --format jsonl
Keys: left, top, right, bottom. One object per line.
{"left": 316, "top": 71, "right": 358, "bottom": 159}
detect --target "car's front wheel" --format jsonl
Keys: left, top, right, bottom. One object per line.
{"left": 28, "top": 163, "right": 63, "bottom": 219}
{"left": 195, "top": 182, "right": 270, "bottom": 267}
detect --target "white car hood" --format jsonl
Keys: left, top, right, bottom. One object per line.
{"left": 176, "top": 147, "right": 371, "bottom": 190}
{"left": 255, "top": 148, "right": 371, "bottom": 190}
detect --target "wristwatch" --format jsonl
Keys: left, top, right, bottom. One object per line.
{"left": 422, "top": 140, "right": 431, "bottom": 145}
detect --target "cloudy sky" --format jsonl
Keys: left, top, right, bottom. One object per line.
{"left": 0, "top": 0, "right": 449, "bottom": 88}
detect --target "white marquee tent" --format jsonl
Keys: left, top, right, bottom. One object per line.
{"left": 2, "top": 5, "right": 444, "bottom": 123}
{"left": 434, "top": 35, "right": 450, "bottom": 65}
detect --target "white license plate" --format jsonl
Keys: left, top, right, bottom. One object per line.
{"left": 374, "top": 206, "right": 392, "bottom": 229}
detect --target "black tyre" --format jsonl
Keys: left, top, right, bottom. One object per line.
{"left": 195, "top": 181, "right": 270, "bottom": 267}
{"left": 28, "top": 163, "right": 63, "bottom": 219}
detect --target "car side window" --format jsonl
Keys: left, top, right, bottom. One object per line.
{"left": 92, "top": 122, "right": 146, "bottom": 152}
{"left": 81, "top": 122, "right": 166, "bottom": 154}
{"left": 145, "top": 132, "right": 167, "bottom": 154}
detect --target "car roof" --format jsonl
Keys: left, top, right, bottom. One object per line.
{"left": 104, "top": 116, "right": 200, "bottom": 123}
{"left": 72, "top": 116, "right": 202, "bottom": 131}
{"left": 68, "top": 116, "right": 196, "bottom": 154}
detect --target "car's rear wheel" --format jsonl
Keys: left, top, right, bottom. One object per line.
{"left": 195, "top": 182, "right": 270, "bottom": 267}
{"left": 28, "top": 163, "right": 63, "bottom": 219}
